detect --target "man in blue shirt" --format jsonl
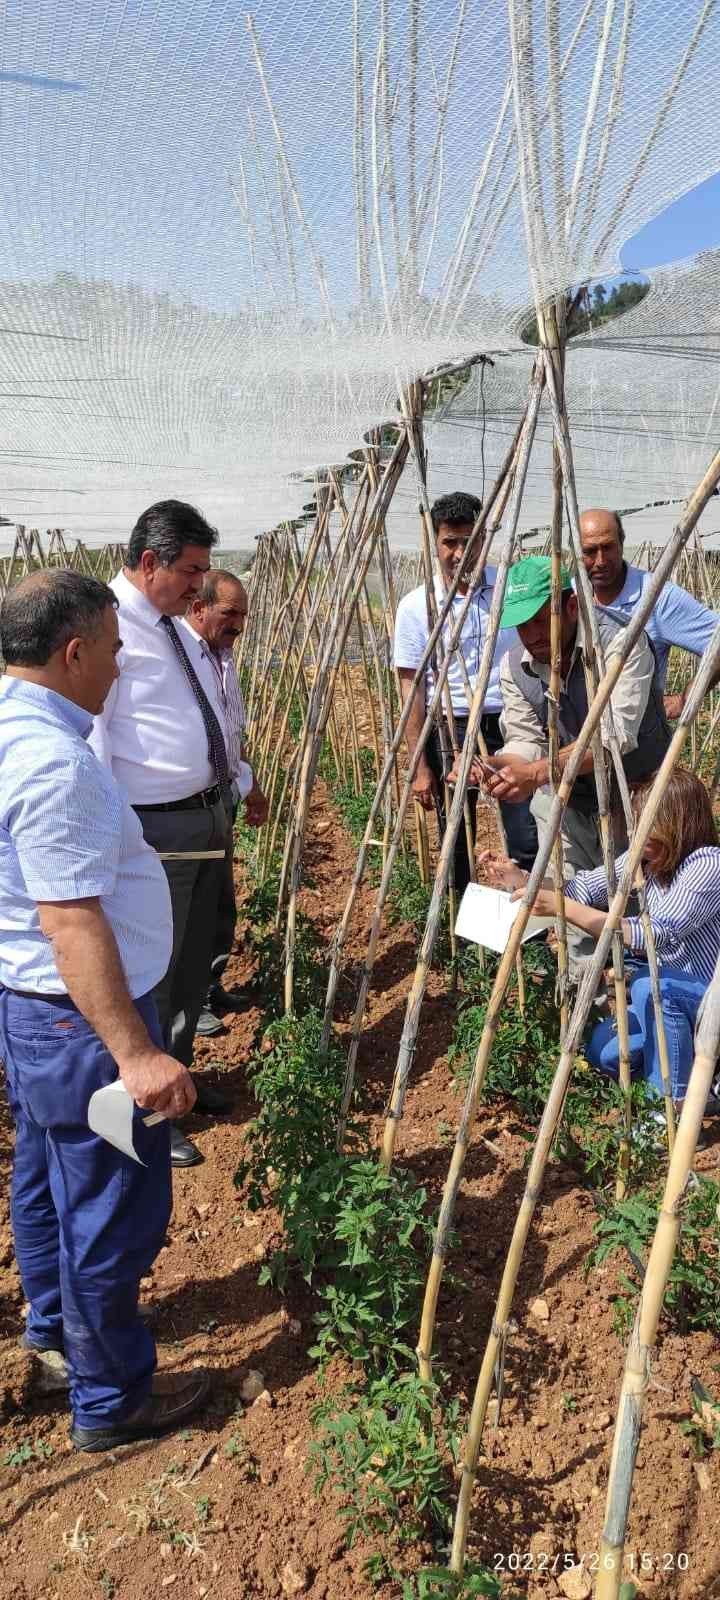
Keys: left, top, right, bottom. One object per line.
{"left": 0, "top": 569, "right": 209, "bottom": 1451}
{"left": 579, "top": 508, "right": 720, "bottom": 718}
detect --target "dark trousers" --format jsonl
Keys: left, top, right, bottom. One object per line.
{"left": 0, "top": 988, "right": 171, "bottom": 1428}
{"left": 136, "top": 798, "right": 229, "bottom": 1067}
{"left": 426, "top": 713, "right": 538, "bottom": 895}
{"left": 207, "top": 802, "right": 238, "bottom": 996}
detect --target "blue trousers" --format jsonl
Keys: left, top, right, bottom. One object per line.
{"left": 586, "top": 964, "right": 706, "bottom": 1101}
{"left": 0, "top": 988, "right": 172, "bottom": 1429}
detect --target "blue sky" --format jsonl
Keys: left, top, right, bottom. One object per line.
{"left": 621, "top": 172, "right": 720, "bottom": 271}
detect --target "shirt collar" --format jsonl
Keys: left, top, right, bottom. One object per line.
{"left": 113, "top": 568, "right": 167, "bottom": 629}
{"left": 0, "top": 676, "right": 94, "bottom": 738}
{"left": 181, "top": 618, "right": 225, "bottom": 661}
{"left": 613, "top": 562, "right": 644, "bottom": 604}
{"left": 433, "top": 565, "right": 493, "bottom": 603}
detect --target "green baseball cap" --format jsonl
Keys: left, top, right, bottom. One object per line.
{"left": 500, "top": 555, "right": 573, "bottom": 628}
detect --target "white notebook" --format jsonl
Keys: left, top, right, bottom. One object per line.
{"left": 455, "top": 882, "right": 554, "bottom": 954}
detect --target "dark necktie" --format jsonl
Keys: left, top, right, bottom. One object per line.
{"left": 159, "top": 615, "right": 230, "bottom": 792}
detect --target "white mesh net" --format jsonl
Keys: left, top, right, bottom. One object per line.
{"left": 0, "top": 0, "right": 718, "bottom": 541}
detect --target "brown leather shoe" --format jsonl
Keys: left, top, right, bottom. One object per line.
{"left": 71, "top": 1368, "right": 210, "bottom": 1452}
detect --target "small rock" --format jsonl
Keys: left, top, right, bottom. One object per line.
{"left": 594, "top": 1411, "right": 611, "bottom": 1429}
{"left": 231, "top": 1256, "right": 244, "bottom": 1272}
{"left": 694, "top": 1460, "right": 712, "bottom": 1493}
{"left": 558, "top": 1566, "right": 592, "bottom": 1600}
{"left": 243, "top": 1214, "right": 259, "bottom": 1228}
{"left": 161, "top": 1579, "right": 177, "bottom": 1589}
{"left": 288, "top": 1318, "right": 302, "bottom": 1337}
{"left": 160, "top": 1542, "right": 173, "bottom": 1559}
{"left": 241, "top": 1369, "right": 266, "bottom": 1402}
{"left": 530, "top": 1296, "right": 550, "bottom": 1322}
{"left": 281, "top": 1560, "right": 310, "bottom": 1595}
{"left": 253, "top": 1243, "right": 267, "bottom": 1261}
{"left": 252, "top": 1388, "right": 273, "bottom": 1408}
{"left": 194, "top": 1203, "right": 211, "bottom": 1220}
{"left": 284, "top": 1437, "right": 300, "bottom": 1461}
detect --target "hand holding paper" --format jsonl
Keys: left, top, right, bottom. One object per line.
{"left": 87, "top": 1079, "right": 166, "bottom": 1165}
{"left": 455, "top": 882, "right": 554, "bottom": 955}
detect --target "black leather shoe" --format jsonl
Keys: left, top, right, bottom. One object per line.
{"left": 192, "top": 1078, "right": 231, "bottom": 1115}
{"left": 208, "top": 984, "right": 256, "bottom": 1014}
{"left": 170, "top": 1124, "right": 203, "bottom": 1167}
{"left": 195, "top": 1005, "right": 227, "bottom": 1038}
{"left": 71, "top": 1368, "right": 210, "bottom": 1452}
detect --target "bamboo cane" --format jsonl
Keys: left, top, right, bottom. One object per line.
{"left": 449, "top": 633, "right": 720, "bottom": 1575}
{"left": 417, "top": 462, "right": 720, "bottom": 1393}
{"left": 594, "top": 953, "right": 720, "bottom": 1598}
{"left": 382, "top": 360, "right": 546, "bottom": 1168}
{"left": 320, "top": 407, "right": 531, "bottom": 1061}
{"left": 282, "top": 432, "right": 409, "bottom": 1009}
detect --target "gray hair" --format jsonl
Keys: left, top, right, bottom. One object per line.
{"left": 0, "top": 569, "right": 117, "bottom": 666}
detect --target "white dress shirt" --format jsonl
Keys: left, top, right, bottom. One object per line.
{"left": 179, "top": 620, "right": 254, "bottom": 799}
{"left": 90, "top": 571, "right": 228, "bottom": 805}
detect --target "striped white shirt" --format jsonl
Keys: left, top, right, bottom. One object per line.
{"left": 180, "top": 622, "right": 253, "bottom": 799}
{"left": 567, "top": 845, "right": 720, "bottom": 983}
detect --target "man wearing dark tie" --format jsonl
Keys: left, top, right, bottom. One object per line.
{"left": 90, "top": 500, "right": 232, "bottom": 1167}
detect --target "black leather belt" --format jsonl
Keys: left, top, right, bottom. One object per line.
{"left": 134, "top": 784, "right": 224, "bottom": 814}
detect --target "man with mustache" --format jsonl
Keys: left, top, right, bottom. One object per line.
{"left": 472, "top": 555, "right": 672, "bottom": 973}
{"left": 182, "top": 571, "right": 268, "bottom": 1037}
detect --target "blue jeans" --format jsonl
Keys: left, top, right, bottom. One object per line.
{"left": 0, "top": 988, "right": 172, "bottom": 1429}
{"left": 586, "top": 964, "right": 706, "bottom": 1101}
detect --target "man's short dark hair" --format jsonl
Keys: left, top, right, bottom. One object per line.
{"left": 614, "top": 512, "right": 626, "bottom": 547}
{"left": 126, "top": 500, "right": 219, "bottom": 570}
{"left": 0, "top": 569, "right": 117, "bottom": 666}
{"left": 196, "top": 568, "right": 246, "bottom": 607}
{"left": 430, "top": 492, "right": 483, "bottom": 535}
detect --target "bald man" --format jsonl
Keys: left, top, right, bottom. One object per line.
{"left": 183, "top": 571, "right": 267, "bottom": 1036}
{"left": 579, "top": 508, "right": 720, "bottom": 719}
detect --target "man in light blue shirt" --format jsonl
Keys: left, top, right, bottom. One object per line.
{"left": 579, "top": 508, "right": 720, "bottom": 718}
{"left": 0, "top": 569, "right": 209, "bottom": 1451}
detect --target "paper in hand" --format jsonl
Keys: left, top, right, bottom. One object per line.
{"left": 455, "top": 882, "right": 553, "bottom": 955}
{"left": 87, "top": 1079, "right": 165, "bottom": 1164}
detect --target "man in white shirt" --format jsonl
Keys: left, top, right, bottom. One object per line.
{"left": 181, "top": 571, "right": 268, "bottom": 1036}
{"left": 0, "top": 568, "right": 208, "bottom": 1449}
{"left": 90, "top": 501, "right": 231, "bottom": 1167}
{"left": 393, "top": 491, "right": 537, "bottom": 893}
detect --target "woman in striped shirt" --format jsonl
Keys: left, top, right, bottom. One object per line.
{"left": 485, "top": 767, "right": 720, "bottom": 1105}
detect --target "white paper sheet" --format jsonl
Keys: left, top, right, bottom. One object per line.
{"left": 87, "top": 1079, "right": 165, "bottom": 1164}
{"left": 455, "top": 883, "right": 554, "bottom": 954}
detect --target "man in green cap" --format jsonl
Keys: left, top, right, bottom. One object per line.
{"left": 474, "top": 554, "right": 671, "bottom": 970}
